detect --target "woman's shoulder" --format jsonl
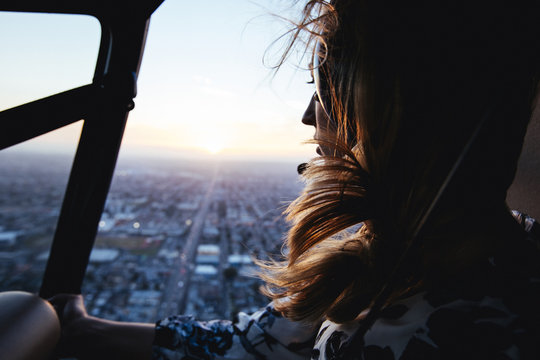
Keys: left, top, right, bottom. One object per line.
{"left": 313, "top": 212, "right": 540, "bottom": 360}
{"left": 315, "top": 289, "right": 540, "bottom": 359}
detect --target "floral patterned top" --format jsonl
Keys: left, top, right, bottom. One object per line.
{"left": 152, "top": 211, "right": 540, "bottom": 359}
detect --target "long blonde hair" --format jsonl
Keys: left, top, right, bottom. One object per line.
{"left": 259, "top": 0, "right": 540, "bottom": 324}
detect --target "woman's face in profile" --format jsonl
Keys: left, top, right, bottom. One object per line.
{"left": 302, "top": 92, "right": 335, "bottom": 156}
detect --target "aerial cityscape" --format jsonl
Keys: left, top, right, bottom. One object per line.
{"left": 0, "top": 151, "right": 304, "bottom": 323}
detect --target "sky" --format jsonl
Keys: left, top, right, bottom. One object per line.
{"left": 0, "top": 0, "right": 317, "bottom": 163}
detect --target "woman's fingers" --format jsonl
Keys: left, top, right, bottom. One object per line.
{"left": 47, "top": 294, "right": 90, "bottom": 357}
{"left": 48, "top": 293, "right": 81, "bottom": 309}
{"left": 48, "top": 293, "right": 87, "bottom": 325}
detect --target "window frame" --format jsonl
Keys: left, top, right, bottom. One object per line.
{"left": 0, "top": 0, "right": 164, "bottom": 298}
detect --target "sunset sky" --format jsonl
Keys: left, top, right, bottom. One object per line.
{"left": 0, "top": 0, "right": 316, "bottom": 162}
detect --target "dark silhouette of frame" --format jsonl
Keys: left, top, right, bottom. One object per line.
{"left": 0, "top": 0, "right": 164, "bottom": 298}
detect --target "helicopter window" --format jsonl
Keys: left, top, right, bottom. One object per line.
{"left": 78, "top": 0, "right": 315, "bottom": 323}
{"left": 0, "top": 9, "right": 99, "bottom": 294}
{"left": 0, "top": 121, "right": 83, "bottom": 293}
{"left": 0, "top": 0, "right": 316, "bottom": 322}
{"left": 0, "top": 12, "right": 100, "bottom": 112}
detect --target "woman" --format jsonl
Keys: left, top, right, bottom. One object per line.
{"left": 51, "top": 0, "right": 540, "bottom": 359}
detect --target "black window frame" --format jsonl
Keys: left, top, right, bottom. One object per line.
{"left": 0, "top": 0, "right": 164, "bottom": 298}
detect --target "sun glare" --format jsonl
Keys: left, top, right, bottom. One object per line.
{"left": 195, "top": 129, "right": 228, "bottom": 155}
{"left": 205, "top": 142, "right": 224, "bottom": 154}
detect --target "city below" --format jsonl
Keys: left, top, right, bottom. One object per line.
{"left": 0, "top": 151, "right": 304, "bottom": 323}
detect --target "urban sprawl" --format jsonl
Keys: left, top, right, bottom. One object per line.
{"left": 0, "top": 152, "right": 303, "bottom": 323}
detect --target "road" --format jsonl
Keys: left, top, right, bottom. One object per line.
{"left": 157, "top": 169, "right": 217, "bottom": 318}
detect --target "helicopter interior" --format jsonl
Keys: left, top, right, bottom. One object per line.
{"left": 0, "top": 1, "right": 539, "bottom": 359}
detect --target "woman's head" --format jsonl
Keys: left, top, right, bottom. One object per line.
{"left": 261, "top": 0, "right": 540, "bottom": 323}
{"left": 309, "top": 0, "right": 538, "bottom": 200}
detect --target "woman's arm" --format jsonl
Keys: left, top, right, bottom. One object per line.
{"left": 50, "top": 294, "right": 317, "bottom": 360}
{"left": 49, "top": 294, "right": 154, "bottom": 360}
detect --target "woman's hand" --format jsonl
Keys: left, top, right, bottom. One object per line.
{"left": 48, "top": 293, "right": 92, "bottom": 357}
{"left": 48, "top": 293, "right": 155, "bottom": 359}
{"left": 49, "top": 293, "right": 87, "bottom": 327}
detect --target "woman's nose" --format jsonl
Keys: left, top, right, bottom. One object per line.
{"left": 302, "top": 94, "right": 317, "bottom": 126}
